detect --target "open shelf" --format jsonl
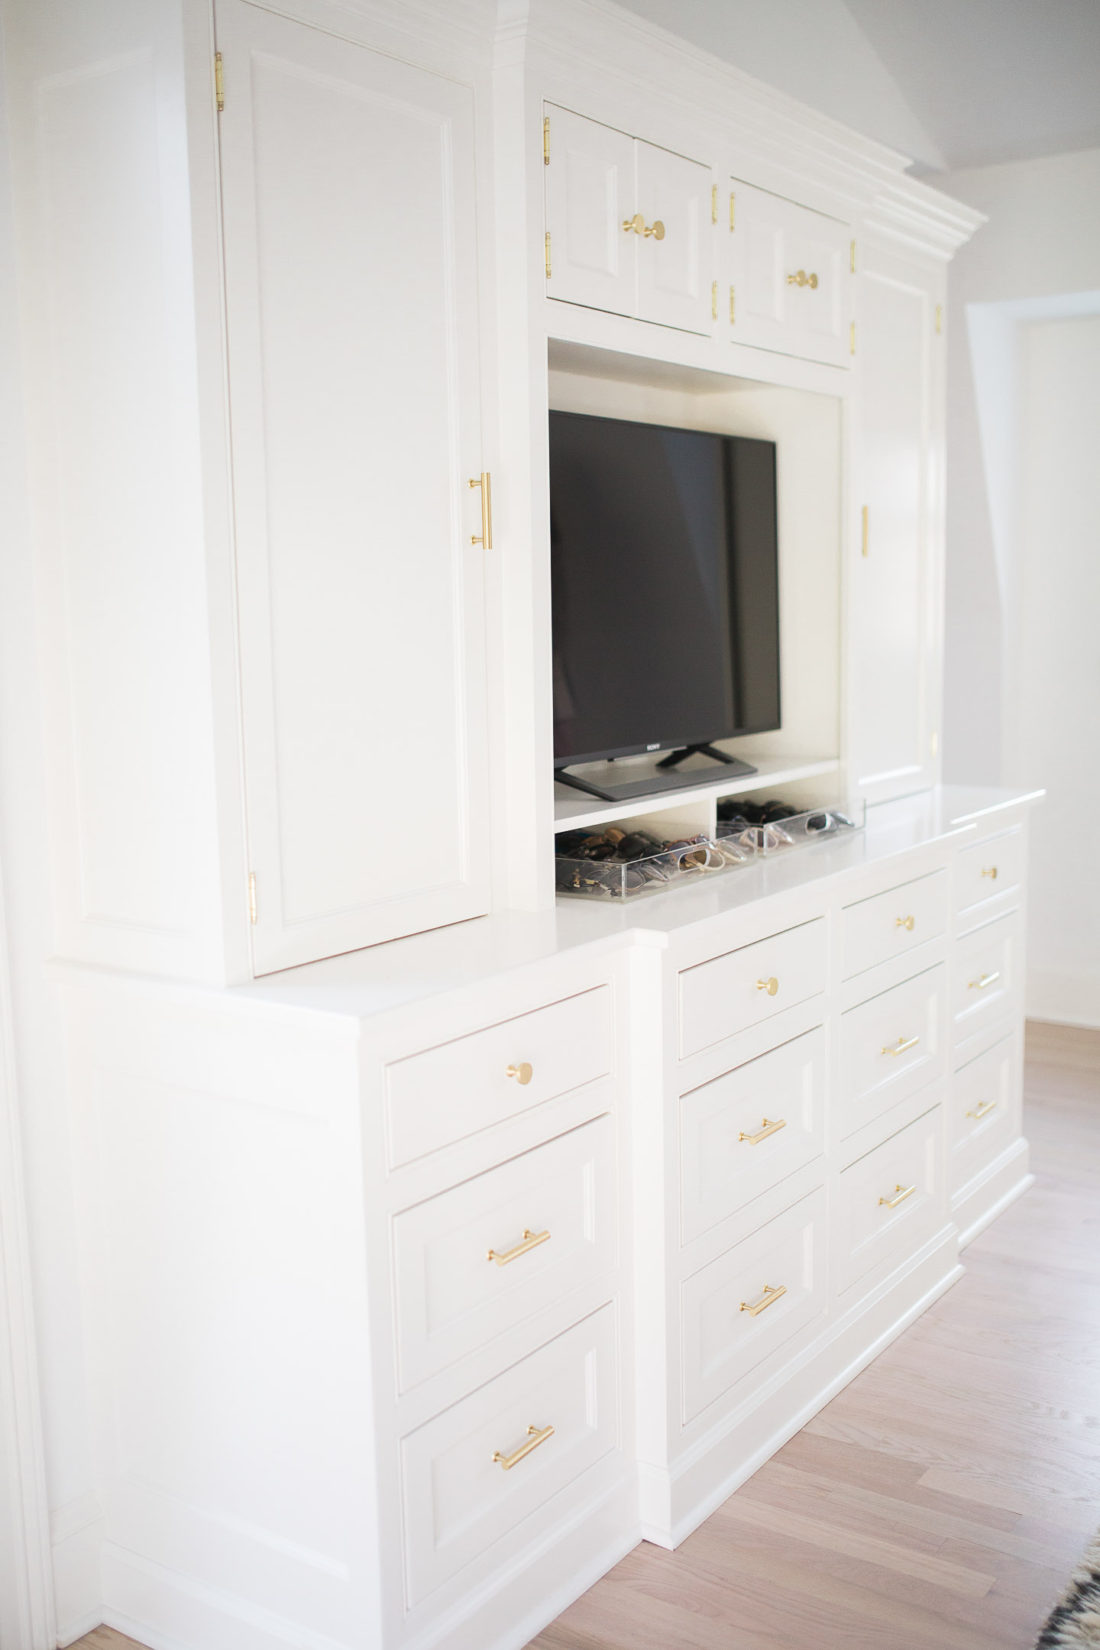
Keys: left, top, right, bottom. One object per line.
{"left": 552, "top": 755, "right": 841, "bottom": 833}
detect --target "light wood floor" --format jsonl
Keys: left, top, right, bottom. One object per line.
{"left": 74, "top": 1022, "right": 1099, "bottom": 1650}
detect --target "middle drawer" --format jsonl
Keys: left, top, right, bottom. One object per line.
{"left": 392, "top": 1116, "right": 614, "bottom": 1392}
{"left": 839, "top": 964, "right": 946, "bottom": 1138}
{"left": 679, "top": 1026, "right": 826, "bottom": 1244}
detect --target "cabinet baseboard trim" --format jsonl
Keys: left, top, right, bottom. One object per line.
{"left": 954, "top": 1139, "right": 1033, "bottom": 1249}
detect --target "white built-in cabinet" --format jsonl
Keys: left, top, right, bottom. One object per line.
{"left": 6, "top": 7, "right": 1034, "bottom": 1650}
{"left": 545, "top": 105, "right": 714, "bottom": 334}
{"left": 218, "top": 0, "right": 491, "bottom": 973}
{"left": 726, "top": 179, "right": 851, "bottom": 367}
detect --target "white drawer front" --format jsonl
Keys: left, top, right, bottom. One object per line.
{"left": 679, "top": 919, "right": 826, "bottom": 1059}
{"left": 393, "top": 1117, "right": 614, "bottom": 1391}
{"left": 401, "top": 1306, "right": 618, "bottom": 1607}
{"left": 681, "top": 1186, "right": 827, "bottom": 1424}
{"left": 679, "top": 1027, "right": 826, "bottom": 1244}
{"left": 952, "top": 1033, "right": 1019, "bottom": 1194}
{"left": 837, "top": 1106, "right": 944, "bottom": 1294}
{"left": 840, "top": 965, "right": 946, "bottom": 1136}
{"left": 953, "top": 916, "right": 1018, "bottom": 1040}
{"left": 842, "top": 869, "right": 948, "bottom": 979}
{"left": 385, "top": 986, "right": 611, "bottom": 1167}
{"left": 955, "top": 827, "right": 1024, "bottom": 919}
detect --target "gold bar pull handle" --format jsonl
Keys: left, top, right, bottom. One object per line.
{"left": 492, "top": 1423, "right": 555, "bottom": 1471}
{"left": 968, "top": 970, "right": 1001, "bottom": 992}
{"left": 505, "top": 1061, "right": 533, "bottom": 1084}
{"left": 739, "top": 1117, "right": 787, "bottom": 1146}
{"left": 967, "top": 1098, "right": 998, "bottom": 1121}
{"left": 981, "top": 865, "right": 999, "bottom": 880}
{"left": 879, "top": 1183, "right": 916, "bottom": 1209}
{"left": 469, "top": 472, "right": 492, "bottom": 549}
{"left": 755, "top": 976, "right": 779, "bottom": 996}
{"left": 740, "top": 1283, "right": 787, "bottom": 1318}
{"left": 881, "top": 1034, "right": 920, "bottom": 1057}
{"left": 487, "top": 1227, "right": 550, "bottom": 1267}
{"left": 896, "top": 915, "right": 915, "bottom": 932}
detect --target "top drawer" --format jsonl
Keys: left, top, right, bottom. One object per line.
{"left": 385, "top": 987, "right": 612, "bottom": 1167}
{"left": 955, "top": 827, "right": 1024, "bottom": 920}
{"left": 842, "top": 870, "right": 948, "bottom": 980}
{"left": 679, "top": 920, "right": 826, "bottom": 1059}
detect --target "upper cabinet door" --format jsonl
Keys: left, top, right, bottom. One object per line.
{"left": 545, "top": 106, "right": 635, "bottom": 317}
{"left": 728, "top": 180, "right": 850, "bottom": 367}
{"left": 635, "top": 141, "right": 713, "bottom": 334}
{"left": 847, "top": 241, "right": 941, "bottom": 804}
{"left": 217, "top": 0, "right": 491, "bottom": 974}
{"left": 544, "top": 106, "right": 713, "bottom": 335}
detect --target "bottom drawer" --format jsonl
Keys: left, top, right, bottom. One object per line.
{"left": 400, "top": 1305, "right": 618, "bottom": 1607}
{"left": 836, "top": 1105, "right": 944, "bottom": 1295}
{"left": 951, "top": 1033, "right": 1019, "bottom": 1194}
{"left": 681, "top": 1185, "right": 827, "bottom": 1425}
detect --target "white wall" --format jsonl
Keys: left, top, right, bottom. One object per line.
{"left": 941, "top": 148, "right": 1100, "bottom": 1026}
{"left": 0, "top": 22, "right": 102, "bottom": 1640}
{"left": 1014, "top": 316, "right": 1100, "bottom": 1025}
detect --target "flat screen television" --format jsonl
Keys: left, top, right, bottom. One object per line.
{"left": 549, "top": 409, "right": 780, "bottom": 801}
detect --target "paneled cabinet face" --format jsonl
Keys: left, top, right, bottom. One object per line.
{"left": 217, "top": 1, "right": 491, "bottom": 973}
{"left": 726, "top": 180, "right": 850, "bottom": 367}
{"left": 545, "top": 105, "right": 713, "bottom": 334}
{"left": 848, "top": 241, "right": 941, "bottom": 804}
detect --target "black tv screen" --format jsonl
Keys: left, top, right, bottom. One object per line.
{"left": 550, "top": 411, "right": 781, "bottom": 767}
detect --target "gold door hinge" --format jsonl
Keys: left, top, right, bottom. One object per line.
{"left": 861, "top": 504, "right": 869, "bottom": 558}
{"left": 711, "top": 183, "right": 718, "bottom": 224}
{"left": 849, "top": 320, "right": 856, "bottom": 355}
{"left": 711, "top": 280, "right": 718, "bottom": 321}
{"left": 248, "top": 871, "right": 257, "bottom": 925}
{"left": 935, "top": 303, "right": 943, "bottom": 334}
{"left": 542, "top": 114, "right": 550, "bottom": 165}
{"left": 215, "top": 50, "right": 224, "bottom": 113}
{"left": 850, "top": 239, "right": 856, "bottom": 273}
{"left": 544, "top": 232, "right": 551, "bottom": 279}
{"left": 729, "top": 285, "right": 736, "bottom": 325}
{"left": 729, "top": 191, "right": 736, "bottom": 231}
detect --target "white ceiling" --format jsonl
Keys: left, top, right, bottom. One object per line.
{"left": 613, "top": 0, "right": 1100, "bottom": 175}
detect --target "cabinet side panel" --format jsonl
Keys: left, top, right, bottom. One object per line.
{"left": 10, "top": 3, "right": 224, "bottom": 976}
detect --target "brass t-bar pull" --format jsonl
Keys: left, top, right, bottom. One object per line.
{"left": 879, "top": 1183, "right": 916, "bottom": 1209}
{"left": 740, "top": 1283, "right": 787, "bottom": 1317}
{"left": 486, "top": 1228, "right": 550, "bottom": 1267}
{"left": 739, "top": 1117, "right": 787, "bottom": 1146}
{"left": 492, "top": 1423, "right": 555, "bottom": 1471}
{"left": 469, "top": 472, "right": 492, "bottom": 549}
{"left": 881, "top": 1034, "right": 919, "bottom": 1057}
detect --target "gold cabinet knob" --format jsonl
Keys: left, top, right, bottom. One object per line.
{"left": 786, "top": 269, "right": 818, "bottom": 289}
{"left": 981, "top": 865, "right": 998, "bottom": 880}
{"left": 506, "top": 1061, "right": 533, "bottom": 1085}
{"left": 621, "top": 212, "right": 665, "bottom": 241}
{"left": 896, "top": 915, "right": 915, "bottom": 931}
{"left": 755, "top": 976, "right": 779, "bottom": 996}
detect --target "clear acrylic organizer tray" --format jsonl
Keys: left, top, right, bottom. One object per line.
{"left": 716, "top": 798, "right": 865, "bottom": 857}
{"left": 555, "top": 834, "right": 754, "bottom": 900}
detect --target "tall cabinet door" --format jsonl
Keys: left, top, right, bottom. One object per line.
{"left": 217, "top": 1, "right": 491, "bottom": 974}
{"left": 847, "top": 239, "right": 943, "bottom": 804}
